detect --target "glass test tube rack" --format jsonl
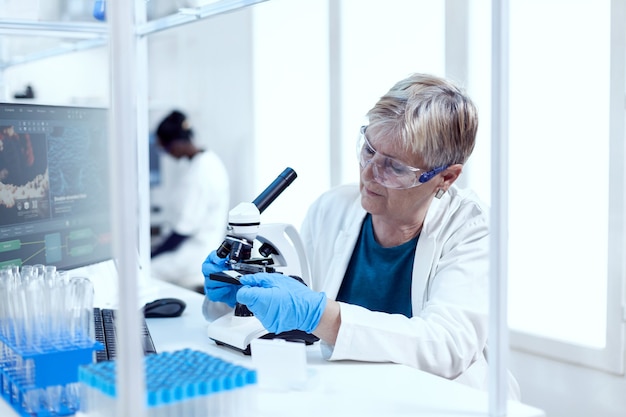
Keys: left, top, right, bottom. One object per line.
{"left": 0, "top": 328, "right": 101, "bottom": 416}
{"left": 0, "top": 265, "right": 100, "bottom": 416}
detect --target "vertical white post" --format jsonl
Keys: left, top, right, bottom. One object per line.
{"left": 108, "top": 2, "right": 147, "bottom": 417}
{"left": 328, "top": 0, "right": 342, "bottom": 188}
{"left": 609, "top": 1, "right": 626, "bottom": 375}
{"left": 490, "top": 0, "right": 509, "bottom": 415}
{"left": 444, "top": 0, "right": 470, "bottom": 190}
{"left": 136, "top": 0, "right": 151, "bottom": 283}
{"left": 328, "top": 0, "right": 345, "bottom": 186}
{"left": 444, "top": 0, "right": 469, "bottom": 83}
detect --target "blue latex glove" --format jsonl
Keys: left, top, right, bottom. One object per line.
{"left": 202, "top": 250, "right": 238, "bottom": 307}
{"left": 237, "top": 272, "right": 327, "bottom": 334}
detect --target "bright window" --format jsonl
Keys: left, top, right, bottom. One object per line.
{"left": 466, "top": 0, "right": 624, "bottom": 373}
{"left": 506, "top": 0, "right": 611, "bottom": 349}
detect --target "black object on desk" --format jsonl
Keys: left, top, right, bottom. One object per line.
{"left": 93, "top": 308, "right": 157, "bottom": 363}
{"left": 143, "top": 298, "right": 187, "bottom": 318}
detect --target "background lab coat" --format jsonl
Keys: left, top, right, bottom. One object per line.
{"left": 300, "top": 183, "right": 519, "bottom": 399}
{"left": 152, "top": 150, "right": 230, "bottom": 289}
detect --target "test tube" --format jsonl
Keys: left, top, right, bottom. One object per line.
{"left": 23, "top": 387, "right": 43, "bottom": 415}
{"left": 44, "top": 384, "right": 63, "bottom": 414}
{"left": 15, "top": 275, "right": 32, "bottom": 350}
{"left": 20, "top": 265, "right": 33, "bottom": 282}
{"left": 26, "top": 276, "right": 44, "bottom": 347}
{"left": 0, "top": 269, "right": 10, "bottom": 340}
{"left": 4, "top": 272, "right": 17, "bottom": 344}
{"left": 69, "top": 276, "right": 94, "bottom": 345}
{"left": 64, "top": 382, "right": 81, "bottom": 412}
{"left": 48, "top": 271, "right": 68, "bottom": 345}
{"left": 45, "top": 265, "right": 57, "bottom": 279}
{"left": 40, "top": 265, "right": 56, "bottom": 345}
{"left": 33, "top": 264, "right": 45, "bottom": 278}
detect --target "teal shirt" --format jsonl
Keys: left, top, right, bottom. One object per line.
{"left": 336, "top": 214, "right": 418, "bottom": 318}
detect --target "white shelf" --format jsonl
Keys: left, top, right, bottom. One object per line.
{"left": 138, "top": 0, "right": 267, "bottom": 36}
{"left": 0, "top": 0, "right": 267, "bottom": 69}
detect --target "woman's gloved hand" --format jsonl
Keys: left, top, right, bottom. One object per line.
{"left": 202, "top": 250, "right": 238, "bottom": 307}
{"left": 237, "top": 272, "right": 327, "bottom": 334}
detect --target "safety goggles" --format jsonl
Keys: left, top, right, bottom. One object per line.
{"left": 357, "top": 125, "right": 448, "bottom": 189}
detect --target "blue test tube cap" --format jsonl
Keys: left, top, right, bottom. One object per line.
{"left": 197, "top": 380, "right": 209, "bottom": 396}
{"left": 173, "top": 385, "right": 184, "bottom": 402}
{"left": 160, "top": 388, "right": 171, "bottom": 405}
{"left": 222, "top": 375, "right": 234, "bottom": 391}
{"left": 147, "top": 390, "right": 159, "bottom": 407}
{"left": 246, "top": 369, "right": 258, "bottom": 385}
{"left": 233, "top": 370, "right": 245, "bottom": 389}
{"left": 185, "top": 381, "right": 197, "bottom": 399}
{"left": 103, "top": 378, "right": 116, "bottom": 398}
{"left": 211, "top": 377, "right": 222, "bottom": 394}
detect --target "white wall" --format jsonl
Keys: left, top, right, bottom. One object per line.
{"left": 250, "top": 0, "right": 330, "bottom": 228}
{"left": 250, "top": 0, "right": 448, "bottom": 227}
{"left": 147, "top": 9, "right": 255, "bottom": 213}
{"left": 338, "top": 0, "right": 446, "bottom": 187}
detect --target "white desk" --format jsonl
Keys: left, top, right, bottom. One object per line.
{"left": 0, "top": 278, "right": 545, "bottom": 417}
{"left": 147, "top": 281, "right": 545, "bottom": 417}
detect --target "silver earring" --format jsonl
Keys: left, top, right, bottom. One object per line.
{"left": 435, "top": 189, "right": 445, "bottom": 199}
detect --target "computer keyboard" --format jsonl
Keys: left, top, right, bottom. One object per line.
{"left": 93, "top": 307, "right": 157, "bottom": 362}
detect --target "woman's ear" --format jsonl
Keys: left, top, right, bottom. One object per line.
{"left": 441, "top": 164, "right": 463, "bottom": 187}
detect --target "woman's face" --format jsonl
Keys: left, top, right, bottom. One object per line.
{"left": 160, "top": 139, "right": 188, "bottom": 159}
{"left": 358, "top": 125, "right": 441, "bottom": 224}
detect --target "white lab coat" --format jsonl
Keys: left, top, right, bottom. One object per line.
{"left": 300, "top": 183, "right": 520, "bottom": 399}
{"left": 151, "top": 150, "right": 230, "bottom": 289}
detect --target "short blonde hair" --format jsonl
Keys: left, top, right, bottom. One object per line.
{"left": 366, "top": 73, "right": 478, "bottom": 168}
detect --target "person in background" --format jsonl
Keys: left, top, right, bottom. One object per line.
{"left": 202, "top": 73, "right": 520, "bottom": 398}
{"left": 151, "top": 110, "right": 229, "bottom": 292}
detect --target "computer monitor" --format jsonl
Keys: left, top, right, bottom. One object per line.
{"left": 0, "top": 103, "right": 112, "bottom": 271}
{"left": 148, "top": 132, "right": 161, "bottom": 188}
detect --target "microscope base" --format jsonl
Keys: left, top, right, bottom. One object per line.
{"left": 207, "top": 314, "right": 268, "bottom": 354}
{"left": 207, "top": 314, "right": 321, "bottom": 355}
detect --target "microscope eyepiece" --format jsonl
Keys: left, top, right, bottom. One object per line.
{"left": 252, "top": 167, "right": 297, "bottom": 214}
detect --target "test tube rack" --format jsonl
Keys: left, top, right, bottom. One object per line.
{"left": 0, "top": 333, "right": 102, "bottom": 417}
{"left": 79, "top": 348, "right": 258, "bottom": 417}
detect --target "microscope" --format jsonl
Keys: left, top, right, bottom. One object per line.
{"left": 206, "top": 167, "right": 319, "bottom": 354}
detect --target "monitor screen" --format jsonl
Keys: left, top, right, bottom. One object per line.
{"left": 0, "top": 103, "right": 112, "bottom": 270}
{"left": 148, "top": 132, "right": 161, "bottom": 187}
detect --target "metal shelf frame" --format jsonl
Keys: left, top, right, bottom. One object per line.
{"left": 0, "top": 0, "right": 267, "bottom": 69}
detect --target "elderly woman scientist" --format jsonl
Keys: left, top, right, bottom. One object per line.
{"left": 203, "top": 73, "right": 519, "bottom": 398}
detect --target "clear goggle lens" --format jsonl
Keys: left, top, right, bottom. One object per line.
{"left": 356, "top": 126, "right": 447, "bottom": 189}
